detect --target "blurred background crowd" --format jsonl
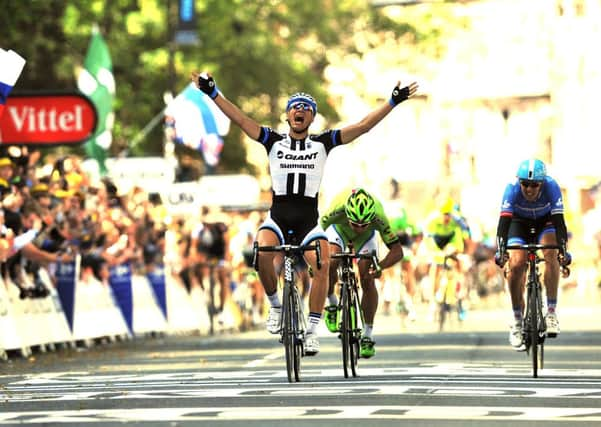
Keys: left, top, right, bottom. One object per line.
{"left": 2, "top": 1, "right": 601, "bottom": 335}
{"left": 4, "top": 145, "right": 594, "bottom": 334}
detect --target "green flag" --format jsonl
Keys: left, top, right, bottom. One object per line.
{"left": 77, "top": 25, "right": 115, "bottom": 175}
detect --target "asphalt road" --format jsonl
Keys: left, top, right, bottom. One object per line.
{"left": 1, "top": 291, "right": 601, "bottom": 426}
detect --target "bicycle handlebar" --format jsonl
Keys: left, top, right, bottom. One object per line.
{"left": 506, "top": 243, "right": 570, "bottom": 277}
{"left": 252, "top": 241, "right": 322, "bottom": 271}
{"left": 506, "top": 243, "right": 561, "bottom": 251}
{"left": 331, "top": 249, "right": 380, "bottom": 275}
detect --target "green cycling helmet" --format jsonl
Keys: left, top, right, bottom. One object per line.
{"left": 345, "top": 188, "right": 376, "bottom": 225}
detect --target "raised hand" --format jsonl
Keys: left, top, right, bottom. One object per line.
{"left": 191, "top": 71, "right": 219, "bottom": 99}
{"left": 390, "top": 81, "right": 419, "bottom": 106}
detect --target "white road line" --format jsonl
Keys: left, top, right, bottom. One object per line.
{"left": 9, "top": 365, "right": 601, "bottom": 385}
{"left": 1, "top": 405, "right": 601, "bottom": 423}
{"left": 2, "top": 383, "right": 601, "bottom": 402}
{"left": 244, "top": 351, "right": 281, "bottom": 368}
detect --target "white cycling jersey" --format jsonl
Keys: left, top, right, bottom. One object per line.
{"left": 255, "top": 126, "right": 342, "bottom": 243}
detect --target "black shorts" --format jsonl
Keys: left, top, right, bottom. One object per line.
{"left": 270, "top": 195, "right": 318, "bottom": 244}
{"left": 508, "top": 215, "right": 555, "bottom": 244}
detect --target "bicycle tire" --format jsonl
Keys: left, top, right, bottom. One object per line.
{"left": 438, "top": 302, "right": 447, "bottom": 332}
{"left": 341, "top": 281, "right": 352, "bottom": 378}
{"left": 349, "top": 282, "right": 360, "bottom": 377}
{"left": 208, "top": 267, "right": 215, "bottom": 336}
{"left": 536, "top": 283, "right": 545, "bottom": 373}
{"left": 282, "top": 282, "right": 297, "bottom": 383}
{"left": 529, "top": 281, "right": 539, "bottom": 378}
{"left": 292, "top": 285, "right": 302, "bottom": 382}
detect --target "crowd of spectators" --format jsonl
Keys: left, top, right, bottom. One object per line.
{"left": 0, "top": 146, "right": 266, "bottom": 328}
{"left": 3, "top": 146, "right": 597, "bottom": 335}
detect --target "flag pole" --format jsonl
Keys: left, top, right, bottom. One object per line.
{"left": 129, "top": 107, "right": 167, "bottom": 150}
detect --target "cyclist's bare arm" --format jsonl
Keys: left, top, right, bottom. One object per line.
{"left": 190, "top": 71, "right": 261, "bottom": 141}
{"left": 339, "top": 81, "right": 418, "bottom": 144}
{"left": 378, "top": 241, "right": 404, "bottom": 270}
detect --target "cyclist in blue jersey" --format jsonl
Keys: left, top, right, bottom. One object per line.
{"left": 494, "top": 159, "right": 572, "bottom": 351}
{"left": 191, "top": 70, "right": 418, "bottom": 355}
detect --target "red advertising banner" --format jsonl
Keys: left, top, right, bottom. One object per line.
{"left": 0, "top": 93, "right": 97, "bottom": 145}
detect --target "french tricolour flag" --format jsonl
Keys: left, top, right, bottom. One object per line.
{"left": 0, "top": 48, "right": 26, "bottom": 119}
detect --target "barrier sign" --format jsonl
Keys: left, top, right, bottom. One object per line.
{"left": 0, "top": 93, "right": 97, "bottom": 145}
{"left": 160, "top": 174, "right": 261, "bottom": 214}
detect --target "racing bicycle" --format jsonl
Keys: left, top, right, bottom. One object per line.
{"left": 437, "top": 254, "right": 464, "bottom": 332}
{"left": 253, "top": 239, "right": 321, "bottom": 383}
{"left": 331, "top": 244, "right": 379, "bottom": 378}
{"left": 506, "top": 242, "right": 570, "bottom": 378}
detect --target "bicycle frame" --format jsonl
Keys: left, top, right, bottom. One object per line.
{"left": 331, "top": 245, "right": 378, "bottom": 378}
{"left": 253, "top": 241, "right": 321, "bottom": 383}
{"left": 506, "top": 243, "right": 569, "bottom": 378}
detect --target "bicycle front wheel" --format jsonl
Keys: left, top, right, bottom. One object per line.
{"left": 292, "top": 286, "right": 303, "bottom": 382}
{"left": 340, "top": 282, "right": 352, "bottom": 378}
{"left": 528, "top": 283, "right": 539, "bottom": 378}
{"left": 341, "top": 281, "right": 360, "bottom": 378}
{"left": 349, "top": 287, "right": 360, "bottom": 377}
{"left": 282, "top": 283, "right": 300, "bottom": 382}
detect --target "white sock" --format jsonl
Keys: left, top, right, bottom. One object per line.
{"left": 267, "top": 292, "right": 281, "bottom": 308}
{"left": 307, "top": 312, "right": 321, "bottom": 335}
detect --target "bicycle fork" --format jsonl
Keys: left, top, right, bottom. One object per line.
{"left": 283, "top": 256, "right": 305, "bottom": 344}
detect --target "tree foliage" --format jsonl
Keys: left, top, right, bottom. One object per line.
{"left": 0, "top": 0, "right": 443, "bottom": 173}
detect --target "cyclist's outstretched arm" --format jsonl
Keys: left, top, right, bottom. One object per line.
{"left": 339, "top": 80, "right": 418, "bottom": 144}
{"left": 191, "top": 71, "right": 261, "bottom": 141}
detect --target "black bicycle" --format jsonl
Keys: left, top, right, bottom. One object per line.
{"left": 506, "top": 243, "right": 570, "bottom": 378}
{"left": 198, "top": 259, "right": 224, "bottom": 336}
{"left": 331, "top": 245, "right": 379, "bottom": 378}
{"left": 253, "top": 241, "right": 321, "bottom": 383}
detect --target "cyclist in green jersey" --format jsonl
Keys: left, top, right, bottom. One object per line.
{"left": 423, "top": 198, "right": 465, "bottom": 319}
{"left": 320, "top": 188, "right": 404, "bottom": 358}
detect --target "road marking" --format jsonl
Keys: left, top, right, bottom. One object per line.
{"left": 9, "top": 364, "right": 601, "bottom": 386}
{"left": 244, "top": 351, "right": 281, "bottom": 368}
{"left": 3, "top": 378, "right": 601, "bottom": 402}
{"left": 1, "top": 405, "right": 601, "bottom": 423}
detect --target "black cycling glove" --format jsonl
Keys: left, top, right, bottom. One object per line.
{"left": 389, "top": 85, "right": 411, "bottom": 107}
{"left": 197, "top": 74, "right": 219, "bottom": 99}
{"left": 494, "top": 236, "right": 508, "bottom": 268}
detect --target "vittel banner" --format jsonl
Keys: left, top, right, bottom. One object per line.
{"left": 0, "top": 93, "right": 97, "bottom": 145}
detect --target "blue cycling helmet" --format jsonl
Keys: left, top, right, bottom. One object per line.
{"left": 286, "top": 92, "right": 317, "bottom": 115}
{"left": 516, "top": 159, "right": 546, "bottom": 182}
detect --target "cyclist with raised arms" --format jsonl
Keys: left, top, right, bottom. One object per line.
{"left": 320, "top": 188, "right": 404, "bottom": 358}
{"left": 191, "top": 71, "right": 418, "bottom": 355}
{"left": 494, "top": 159, "right": 572, "bottom": 351}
